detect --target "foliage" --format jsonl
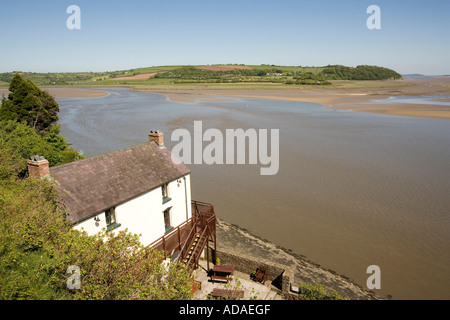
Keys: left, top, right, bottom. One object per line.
{"left": 154, "top": 66, "right": 281, "bottom": 81}
{"left": 0, "top": 74, "right": 59, "bottom": 132}
{"left": 0, "top": 120, "right": 83, "bottom": 174}
{"left": 292, "top": 72, "right": 332, "bottom": 85}
{"left": 0, "top": 173, "right": 194, "bottom": 300}
{"left": 0, "top": 74, "right": 83, "bottom": 175}
{"left": 0, "top": 139, "right": 25, "bottom": 180}
{"left": 0, "top": 120, "right": 60, "bottom": 171}
{"left": 297, "top": 282, "right": 348, "bottom": 300}
{"left": 0, "top": 176, "right": 71, "bottom": 299}
{"left": 320, "top": 65, "right": 402, "bottom": 80}
{"left": 0, "top": 71, "right": 110, "bottom": 86}
{"left": 55, "top": 230, "right": 194, "bottom": 300}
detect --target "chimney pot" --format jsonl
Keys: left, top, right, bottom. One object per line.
{"left": 149, "top": 130, "right": 164, "bottom": 147}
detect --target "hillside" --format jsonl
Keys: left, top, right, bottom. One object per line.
{"left": 0, "top": 64, "right": 402, "bottom": 88}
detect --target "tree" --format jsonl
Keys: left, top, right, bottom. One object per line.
{"left": 0, "top": 120, "right": 62, "bottom": 170}
{"left": 0, "top": 73, "right": 59, "bottom": 132}
{"left": 0, "top": 120, "right": 84, "bottom": 178}
{"left": 319, "top": 65, "right": 402, "bottom": 81}
{"left": 0, "top": 75, "right": 83, "bottom": 175}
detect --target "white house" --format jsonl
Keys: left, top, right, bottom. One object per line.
{"left": 27, "top": 131, "right": 197, "bottom": 247}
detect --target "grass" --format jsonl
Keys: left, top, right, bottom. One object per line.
{"left": 95, "top": 79, "right": 410, "bottom": 92}
{"left": 0, "top": 64, "right": 408, "bottom": 91}
{"left": 130, "top": 82, "right": 292, "bottom": 91}
{"left": 31, "top": 79, "right": 411, "bottom": 93}
{"left": 1, "top": 79, "right": 411, "bottom": 93}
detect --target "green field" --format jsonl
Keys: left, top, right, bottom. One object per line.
{"left": 0, "top": 64, "right": 403, "bottom": 90}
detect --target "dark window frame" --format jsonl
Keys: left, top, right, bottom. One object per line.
{"left": 163, "top": 207, "right": 173, "bottom": 233}
{"left": 105, "top": 207, "right": 121, "bottom": 232}
{"left": 162, "top": 183, "right": 171, "bottom": 204}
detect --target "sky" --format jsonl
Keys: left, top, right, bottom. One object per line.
{"left": 0, "top": 0, "right": 449, "bottom": 75}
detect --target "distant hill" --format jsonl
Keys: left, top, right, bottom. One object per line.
{"left": 0, "top": 64, "right": 403, "bottom": 87}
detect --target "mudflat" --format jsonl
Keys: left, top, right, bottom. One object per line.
{"left": 139, "top": 77, "right": 450, "bottom": 119}
{"left": 1, "top": 77, "right": 449, "bottom": 119}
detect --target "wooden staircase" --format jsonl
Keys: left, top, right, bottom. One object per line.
{"left": 182, "top": 233, "right": 201, "bottom": 264}
{"left": 181, "top": 228, "right": 212, "bottom": 270}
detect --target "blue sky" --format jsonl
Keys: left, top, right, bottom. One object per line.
{"left": 0, "top": 0, "right": 449, "bottom": 74}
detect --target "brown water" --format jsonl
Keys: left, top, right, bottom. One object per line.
{"left": 57, "top": 88, "right": 450, "bottom": 299}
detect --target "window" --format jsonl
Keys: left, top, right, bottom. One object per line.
{"left": 105, "top": 207, "right": 120, "bottom": 232}
{"left": 162, "top": 183, "right": 171, "bottom": 204}
{"left": 164, "top": 207, "right": 173, "bottom": 233}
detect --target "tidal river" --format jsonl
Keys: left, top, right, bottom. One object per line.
{"left": 56, "top": 88, "right": 450, "bottom": 300}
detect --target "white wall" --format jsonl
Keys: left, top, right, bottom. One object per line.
{"left": 166, "top": 174, "right": 192, "bottom": 228}
{"left": 73, "top": 174, "right": 192, "bottom": 247}
{"left": 73, "top": 214, "right": 105, "bottom": 236}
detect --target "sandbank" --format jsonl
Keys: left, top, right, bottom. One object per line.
{"left": 140, "top": 77, "right": 450, "bottom": 119}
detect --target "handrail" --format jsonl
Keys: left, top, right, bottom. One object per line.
{"left": 186, "top": 214, "right": 217, "bottom": 269}
{"left": 147, "top": 216, "right": 194, "bottom": 253}
{"left": 185, "top": 227, "right": 206, "bottom": 267}
{"left": 186, "top": 224, "right": 209, "bottom": 268}
{"left": 192, "top": 200, "right": 215, "bottom": 217}
{"left": 174, "top": 216, "right": 198, "bottom": 263}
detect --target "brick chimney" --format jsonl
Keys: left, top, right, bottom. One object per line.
{"left": 27, "top": 155, "right": 50, "bottom": 178}
{"left": 149, "top": 130, "right": 164, "bottom": 147}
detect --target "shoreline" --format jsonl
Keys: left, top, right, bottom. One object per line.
{"left": 216, "top": 218, "right": 383, "bottom": 300}
{"left": 137, "top": 80, "right": 450, "bottom": 119}
{"left": 2, "top": 77, "right": 449, "bottom": 119}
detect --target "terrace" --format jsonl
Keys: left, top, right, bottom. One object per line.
{"left": 148, "top": 200, "right": 284, "bottom": 300}
{"left": 191, "top": 259, "right": 281, "bottom": 300}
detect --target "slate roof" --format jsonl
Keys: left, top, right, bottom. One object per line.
{"left": 49, "top": 141, "right": 190, "bottom": 224}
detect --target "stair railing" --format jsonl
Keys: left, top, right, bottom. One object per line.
{"left": 185, "top": 223, "right": 211, "bottom": 269}
{"left": 174, "top": 216, "right": 199, "bottom": 264}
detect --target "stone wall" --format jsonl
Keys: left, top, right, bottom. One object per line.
{"left": 206, "top": 247, "right": 290, "bottom": 292}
